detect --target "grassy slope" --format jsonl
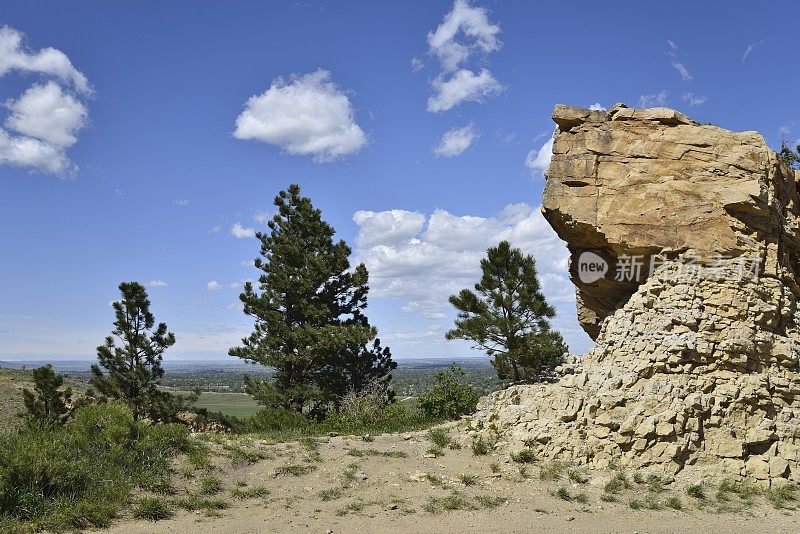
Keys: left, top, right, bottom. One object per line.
{"left": 0, "top": 368, "right": 29, "bottom": 431}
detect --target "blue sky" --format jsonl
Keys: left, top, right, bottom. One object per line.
{"left": 1, "top": 0, "right": 798, "bottom": 362}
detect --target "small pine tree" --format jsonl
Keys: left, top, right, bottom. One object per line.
{"left": 91, "top": 282, "right": 180, "bottom": 421}
{"left": 446, "top": 240, "right": 567, "bottom": 382}
{"left": 21, "top": 364, "right": 73, "bottom": 426}
{"left": 230, "top": 184, "right": 395, "bottom": 414}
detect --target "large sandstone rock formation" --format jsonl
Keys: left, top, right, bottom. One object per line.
{"left": 473, "top": 104, "right": 800, "bottom": 483}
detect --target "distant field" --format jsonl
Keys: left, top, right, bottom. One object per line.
{"left": 180, "top": 391, "right": 261, "bottom": 417}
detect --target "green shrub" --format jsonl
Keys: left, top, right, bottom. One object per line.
{"left": 199, "top": 474, "right": 223, "bottom": 495}
{"left": 133, "top": 497, "right": 172, "bottom": 521}
{"left": 686, "top": 483, "right": 705, "bottom": 500}
{"left": 427, "top": 428, "right": 460, "bottom": 450}
{"left": 665, "top": 496, "right": 682, "bottom": 510}
{"left": 768, "top": 483, "right": 797, "bottom": 509}
{"left": 0, "top": 402, "right": 192, "bottom": 531}
{"left": 417, "top": 364, "right": 481, "bottom": 420}
{"left": 604, "top": 471, "right": 631, "bottom": 494}
{"left": 471, "top": 436, "right": 490, "bottom": 455}
{"left": 539, "top": 461, "right": 564, "bottom": 481}
{"left": 510, "top": 448, "right": 537, "bottom": 464}
{"left": 568, "top": 468, "right": 589, "bottom": 484}
{"left": 460, "top": 474, "right": 478, "bottom": 486}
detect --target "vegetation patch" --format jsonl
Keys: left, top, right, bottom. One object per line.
{"left": 133, "top": 497, "right": 172, "bottom": 521}
{"left": 231, "top": 485, "right": 269, "bottom": 500}
{"left": 0, "top": 403, "right": 193, "bottom": 532}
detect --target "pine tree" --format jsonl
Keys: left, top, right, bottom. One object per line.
{"left": 91, "top": 281, "right": 179, "bottom": 421}
{"left": 230, "top": 184, "right": 395, "bottom": 413}
{"left": 317, "top": 337, "right": 397, "bottom": 405}
{"left": 780, "top": 140, "right": 800, "bottom": 169}
{"left": 21, "top": 364, "right": 73, "bottom": 427}
{"left": 446, "top": 240, "right": 567, "bottom": 382}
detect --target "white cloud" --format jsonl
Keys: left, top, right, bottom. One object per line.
{"left": 427, "top": 68, "right": 501, "bottom": 112}
{"left": 233, "top": 69, "right": 367, "bottom": 162}
{"left": 352, "top": 209, "right": 426, "bottom": 248}
{"left": 0, "top": 26, "right": 90, "bottom": 93}
{"left": 175, "top": 199, "right": 190, "bottom": 206}
{"left": 352, "top": 203, "right": 585, "bottom": 351}
{"left": 682, "top": 92, "right": 707, "bottom": 107}
{"left": 667, "top": 40, "right": 678, "bottom": 51}
{"left": 0, "top": 129, "right": 72, "bottom": 174}
{"left": 525, "top": 135, "right": 554, "bottom": 176}
{"left": 671, "top": 61, "right": 692, "bottom": 81}
{"left": 231, "top": 223, "right": 256, "bottom": 239}
{"left": 639, "top": 90, "right": 668, "bottom": 107}
{"left": 0, "top": 27, "right": 90, "bottom": 176}
{"left": 146, "top": 280, "right": 168, "bottom": 288}
{"left": 410, "top": 57, "right": 424, "bottom": 71}
{"left": 425, "top": 1, "right": 502, "bottom": 112}
{"left": 433, "top": 124, "right": 478, "bottom": 157}
{"left": 427, "top": 0, "right": 501, "bottom": 72}
{"left": 208, "top": 225, "right": 221, "bottom": 234}
{"left": 588, "top": 102, "right": 605, "bottom": 111}
{"left": 5, "top": 81, "right": 87, "bottom": 148}
{"left": 206, "top": 280, "right": 221, "bottom": 291}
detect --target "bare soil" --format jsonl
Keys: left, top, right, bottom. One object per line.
{"left": 102, "top": 421, "right": 800, "bottom": 534}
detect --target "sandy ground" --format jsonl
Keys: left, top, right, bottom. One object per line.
{"left": 101, "top": 423, "right": 799, "bottom": 534}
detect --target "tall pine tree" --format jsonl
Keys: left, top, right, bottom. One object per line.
{"left": 446, "top": 240, "right": 567, "bottom": 382}
{"left": 91, "top": 281, "right": 181, "bottom": 420}
{"left": 230, "top": 184, "right": 395, "bottom": 413}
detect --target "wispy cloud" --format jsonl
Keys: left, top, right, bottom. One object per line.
{"left": 639, "top": 90, "right": 668, "bottom": 107}
{"left": 671, "top": 61, "right": 692, "bottom": 81}
{"left": 146, "top": 280, "right": 168, "bottom": 288}
{"left": 206, "top": 280, "right": 221, "bottom": 291}
{"left": 682, "top": 92, "right": 707, "bottom": 107}
{"left": 174, "top": 199, "right": 190, "bottom": 206}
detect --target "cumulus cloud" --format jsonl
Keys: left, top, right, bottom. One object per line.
{"left": 146, "top": 280, "right": 168, "bottom": 288}
{"left": 671, "top": 61, "right": 692, "bottom": 81}
{"left": 231, "top": 223, "right": 256, "bottom": 239}
{"left": 352, "top": 203, "right": 585, "bottom": 351}
{"left": 525, "top": 135, "right": 554, "bottom": 176}
{"left": 433, "top": 124, "right": 478, "bottom": 157}
{"left": 427, "top": 68, "right": 501, "bottom": 112}
{"left": 233, "top": 69, "right": 367, "bottom": 162}
{"left": 682, "top": 92, "right": 707, "bottom": 107}
{"left": 589, "top": 102, "right": 606, "bottom": 111}
{"left": 639, "top": 90, "right": 668, "bottom": 107}
{"left": 425, "top": 1, "right": 502, "bottom": 112}
{"left": 206, "top": 280, "right": 221, "bottom": 291}
{"left": 410, "top": 57, "right": 424, "bottom": 71}
{"left": 0, "top": 26, "right": 90, "bottom": 93}
{"left": 0, "top": 26, "right": 91, "bottom": 176}
{"left": 352, "top": 209, "right": 426, "bottom": 248}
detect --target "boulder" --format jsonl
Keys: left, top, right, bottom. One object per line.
{"left": 473, "top": 104, "right": 800, "bottom": 484}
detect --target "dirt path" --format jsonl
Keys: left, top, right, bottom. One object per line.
{"left": 102, "top": 424, "right": 799, "bottom": 534}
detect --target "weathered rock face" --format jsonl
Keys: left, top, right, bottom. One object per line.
{"left": 473, "top": 104, "right": 800, "bottom": 483}
{"left": 543, "top": 103, "right": 800, "bottom": 338}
